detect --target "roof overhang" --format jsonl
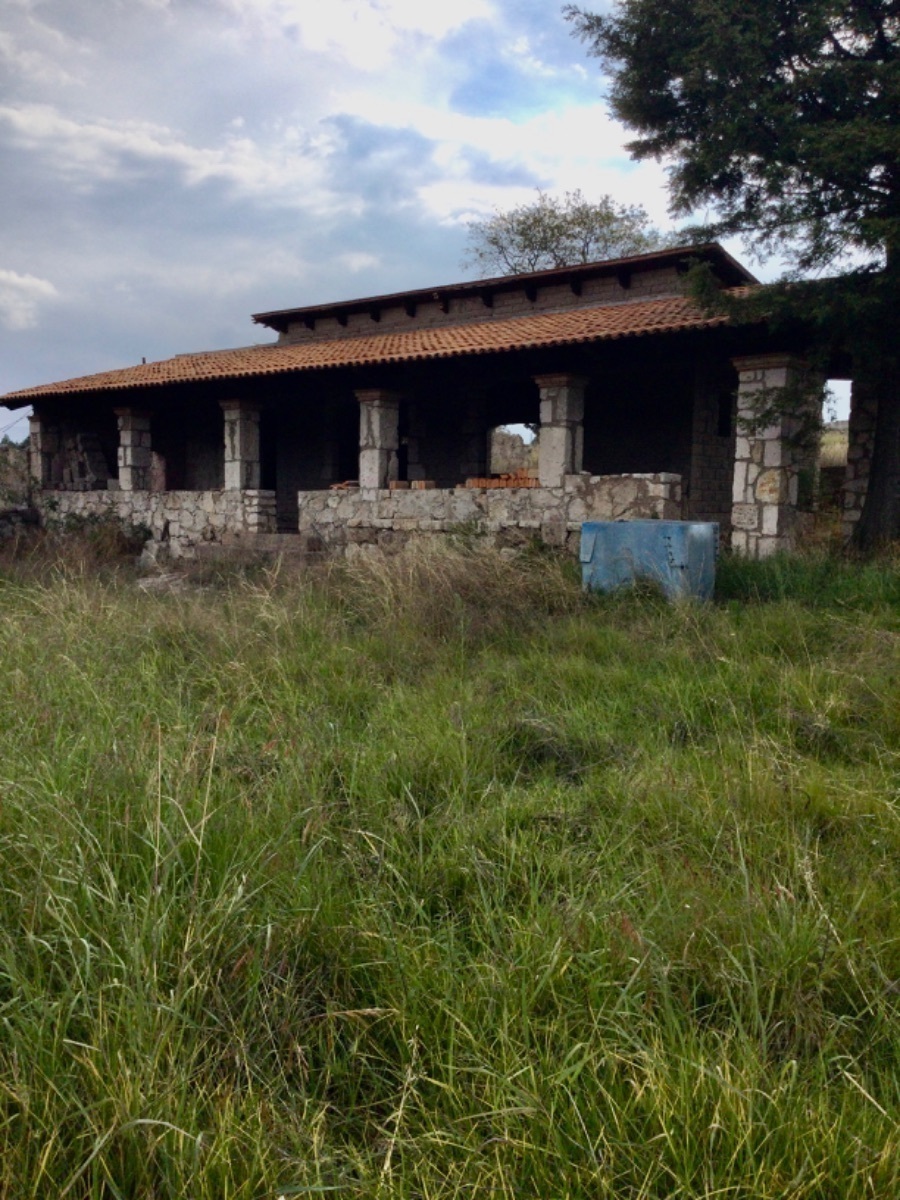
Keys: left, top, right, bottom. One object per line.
{"left": 2, "top": 289, "right": 755, "bottom": 407}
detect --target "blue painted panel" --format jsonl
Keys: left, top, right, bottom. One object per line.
{"left": 580, "top": 521, "right": 719, "bottom": 601}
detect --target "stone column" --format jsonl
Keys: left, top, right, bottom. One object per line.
{"left": 114, "top": 407, "right": 152, "bottom": 491}
{"left": 730, "top": 355, "right": 819, "bottom": 557}
{"left": 221, "top": 400, "right": 261, "bottom": 490}
{"left": 356, "top": 389, "right": 400, "bottom": 489}
{"left": 28, "top": 410, "right": 59, "bottom": 488}
{"left": 842, "top": 377, "right": 877, "bottom": 542}
{"left": 534, "top": 374, "right": 586, "bottom": 488}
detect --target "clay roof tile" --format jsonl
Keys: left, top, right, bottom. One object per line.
{"left": 3, "top": 291, "right": 748, "bottom": 405}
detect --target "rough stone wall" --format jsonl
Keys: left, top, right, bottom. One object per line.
{"left": 280, "top": 266, "right": 685, "bottom": 344}
{"left": 32, "top": 473, "right": 684, "bottom": 561}
{"left": 296, "top": 473, "right": 683, "bottom": 558}
{"left": 33, "top": 420, "right": 116, "bottom": 491}
{"left": 730, "top": 357, "right": 820, "bottom": 557}
{"left": 842, "top": 380, "right": 877, "bottom": 541}
{"left": 36, "top": 490, "right": 276, "bottom": 558}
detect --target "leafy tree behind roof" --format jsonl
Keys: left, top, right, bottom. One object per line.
{"left": 463, "top": 189, "right": 667, "bottom": 276}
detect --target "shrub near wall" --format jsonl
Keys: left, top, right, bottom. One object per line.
{"left": 0, "top": 444, "right": 36, "bottom": 544}
{"left": 0, "top": 444, "right": 29, "bottom": 506}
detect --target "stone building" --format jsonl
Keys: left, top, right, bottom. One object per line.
{"left": 0, "top": 244, "right": 867, "bottom": 559}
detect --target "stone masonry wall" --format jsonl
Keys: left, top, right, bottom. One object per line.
{"left": 730, "top": 356, "right": 819, "bottom": 557}
{"left": 33, "top": 475, "right": 682, "bottom": 562}
{"left": 36, "top": 489, "right": 276, "bottom": 559}
{"left": 296, "top": 474, "right": 683, "bottom": 558}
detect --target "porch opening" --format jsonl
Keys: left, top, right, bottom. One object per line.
{"left": 488, "top": 424, "right": 538, "bottom": 481}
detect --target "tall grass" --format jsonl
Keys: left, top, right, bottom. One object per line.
{"left": 0, "top": 545, "right": 897, "bottom": 1197}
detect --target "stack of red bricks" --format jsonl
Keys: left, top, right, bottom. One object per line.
{"left": 463, "top": 469, "right": 540, "bottom": 489}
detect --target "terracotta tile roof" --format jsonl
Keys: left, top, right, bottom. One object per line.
{"left": 3, "top": 291, "right": 749, "bottom": 405}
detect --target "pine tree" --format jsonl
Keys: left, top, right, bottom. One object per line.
{"left": 567, "top": 0, "right": 900, "bottom": 549}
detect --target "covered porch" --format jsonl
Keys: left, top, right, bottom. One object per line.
{"left": 24, "top": 347, "right": 820, "bottom": 561}
{"left": 6, "top": 246, "right": 832, "bottom": 560}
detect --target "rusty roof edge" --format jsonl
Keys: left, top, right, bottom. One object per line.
{"left": 250, "top": 242, "right": 758, "bottom": 329}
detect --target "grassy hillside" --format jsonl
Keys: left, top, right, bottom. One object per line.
{"left": 0, "top": 545, "right": 897, "bottom": 1198}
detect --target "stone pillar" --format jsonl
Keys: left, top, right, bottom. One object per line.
{"left": 114, "top": 408, "right": 152, "bottom": 491}
{"left": 28, "top": 410, "right": 59, "bottom": 488}
{"left": 842, "top": 377, "right": 877, "bottom": 542}
{"left": 221, "top": 400, "right": 261, "bottom": 490}
{"left": 356, "top": 389, "right": 400, "bottom": 489}
{"left": 730, "top": 355, "right": 819, "bottom": 557}
{"left": 534, "top": 374, "right": 586, "bottom": 488}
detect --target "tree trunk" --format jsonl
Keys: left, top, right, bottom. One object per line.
{"left": 850, "top": 251, "right": 900, "bottom": 553}
{"left": 852, "top": 364, "right": 900, "bottom": 551}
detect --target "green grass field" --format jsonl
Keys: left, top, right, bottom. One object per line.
{"left": 0, "top": 543, "right": 897, "bottom": 1198}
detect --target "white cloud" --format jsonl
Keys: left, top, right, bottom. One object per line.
{"left": 504, "top": 34, "right": 564, "bottom": 79}
{"left": 332, "top": 95, "right": 676, "bottom": 226}
{"left": 114, "top": 244, "right": 319, "bottom": 300}
{"left": 372, "top": 0, "right": 494, "bottom": 39}
{"left": 336, "top": 251, "right": 382, "bottom": 273}
{"left": 0, "top": 30, "right": 75, "bottom": 85}
{"left": 0, "top": 269, "right": 58, "bottom": 330}
{"left": 0, "top": 0, "right": 691, "bottom": 401}
{"left": 219, "top": 0, "right": 494, "bottom": 69}
{"left": 0, "top": 103, "right": 356, "bottom": 215}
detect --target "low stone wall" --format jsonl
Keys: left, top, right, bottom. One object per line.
{"left": 32, "top": 475, "right": 682, "bottom": 561}
{"left": 36, "top": 489, "right": 276, "bottom": 558}
{"left": 297, "top": 473, "right": 683, "bottom": 557}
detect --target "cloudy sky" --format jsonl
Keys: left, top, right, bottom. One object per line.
{"left": 0, "top": 0, "right": 844, "bottom": 439}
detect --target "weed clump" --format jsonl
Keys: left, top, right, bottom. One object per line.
{"left": 0, "top": 509, "right": 149, "bottom": 579}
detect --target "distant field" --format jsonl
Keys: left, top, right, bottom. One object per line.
{"left": 820, "top": 423, "right": 849, "bottom": 468}
{"left": 0, "top": 545, "right": 897, "bottom": 1198}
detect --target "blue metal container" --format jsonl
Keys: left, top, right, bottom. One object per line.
{"left": 580, "top": 521, "right": 719, "bottom": 601}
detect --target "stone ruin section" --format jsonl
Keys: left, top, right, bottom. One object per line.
{"left": 35, "top": 489, "right": 276, "bottom": 559}
{"left": 296, "top": 473, "right": 683, "bottom": 559}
